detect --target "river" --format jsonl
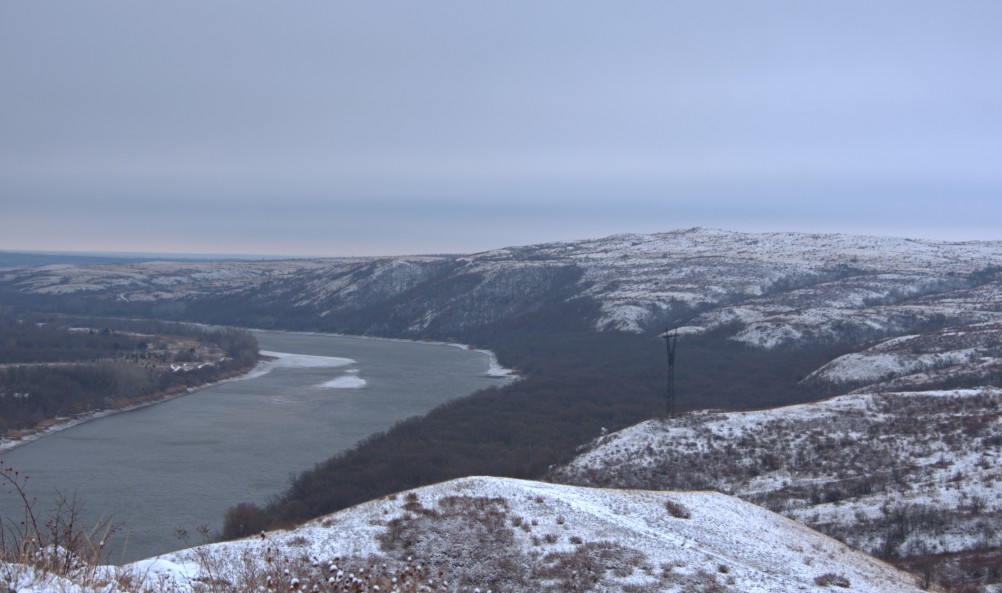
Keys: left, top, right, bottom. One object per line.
{"left": 0, "top": 330, "right": 511, "bottom": 563}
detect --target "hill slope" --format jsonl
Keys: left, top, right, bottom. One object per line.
{"left": 3, "top": 228, "right": 1001, "bottom": 343}
{"left": 550, "top": 388, "right": 1002, "bottom": 589}
{"left": 130, "top": 476, "right": 925, "bottom": 593}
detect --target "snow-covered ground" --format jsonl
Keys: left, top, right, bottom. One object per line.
{"left": 552, "top": 387, "right": 1002, "bottom": 560}
{"left": 25, "top": 476, "right": 920, "bottom": 593}
{"left": 804, "top": 322, "right": 1002, "bottom": 392}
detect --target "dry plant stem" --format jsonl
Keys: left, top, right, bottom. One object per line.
{"left": 1, "top": 460, "right": 120, "bottom": 584}
{"left": 0, "top": 460, "right": 41, "bottom": 560}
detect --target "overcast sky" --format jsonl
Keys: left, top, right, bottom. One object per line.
{"left": 2, "top": 1, "right": 1000, "bottom": 256}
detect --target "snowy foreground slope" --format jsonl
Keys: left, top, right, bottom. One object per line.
{"left": 116, "top": 476, "right": 923, "bottom": 593}
{"left": 551, "top": 388, "right": 1002, "bottom": 560}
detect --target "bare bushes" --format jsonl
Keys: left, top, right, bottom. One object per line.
{"left": 181, "top": 542, "right": 452, "bottom": 593}
{"left": 664, "top": 498, "right": 691, "bottom": 519}
{"left": 222, "top": 502, "right": 268, "bottom": 540}
{"left": 377, "top": 494, "right": 528, "bottom": 592}
{"left": 536, "top": 541, "right": 647, "bottom": 590}
{"left": 1, "top": 460, "right": 120, "bottom": 588}
{"left": 813, "top": 572, "right": 851, "bottom": 587}
{"left": 375, "top": 492, "right": 673, "bottom": 593}
{"left": 1, "top": 475, "right": 454, "bottom": 593}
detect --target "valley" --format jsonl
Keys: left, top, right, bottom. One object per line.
{"left": 2, "top": 228, "right": 1001, "bottom": 592}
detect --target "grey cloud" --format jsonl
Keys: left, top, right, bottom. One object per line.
{"left": 2, "top": 1, "right": 1001, "bottom": 255}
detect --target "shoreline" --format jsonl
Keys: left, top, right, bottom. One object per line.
{"left": 246, "top": 327, "right": 520, "bottom": 379}
{"left": 1, "top": 331, "right": 518, "bottom": 453}
{"left": 0, "top": 360, "right": 264, "bottom": 453}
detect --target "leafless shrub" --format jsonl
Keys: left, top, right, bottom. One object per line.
{"left": 1, "top": 461, "right": 120, "bottom": 578}
{"left": 814, "top": 572, "right": 851, "bottom": 587}
{"left": 376, "top": 495, "right": 527, "bottom": 592}
{"left": 537, "top": 541, "right": 646, "bottom": 592}
{"left": 181, "top": 544, "right": 457, "bottom": 593}
{"left": 665, "top": 499, "right": 691, "bottom": 519}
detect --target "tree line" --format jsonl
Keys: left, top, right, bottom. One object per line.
{"left": 0, "top": 314, "right": 258, "bottom": 437}
{"left": 223, "top": 304, "right": 852, "bottom": 538}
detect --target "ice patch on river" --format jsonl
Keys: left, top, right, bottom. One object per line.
{"left": 476, "top": 349, "right": 518, "bottom": 378}
{"left": 244, "top": 350, "right": 355, "bottom": 379}
{"left": 260, "top": 350, "right": 355, "bottom": 368}
{"left": 314, "top": 370, "right": 366, "bottom": 388}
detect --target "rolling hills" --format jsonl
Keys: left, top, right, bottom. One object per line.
{"left": 3, "top": 227, "right": 1001, "bottom": 591}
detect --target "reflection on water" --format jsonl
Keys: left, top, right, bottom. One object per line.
{"left": 0, "top": 330, "right": 509, "bottom": 563}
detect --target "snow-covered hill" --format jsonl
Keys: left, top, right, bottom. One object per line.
{"left": 802, "top": 321, "right": 1002, "bottom": 392}
{"left": 4, "top": 228, "right": 1001, "bottom": 344}
{"left": 551, "top": 388, "right": 1002, "bottom": 566}
{"left": 91, "top": 476, "right": 924, "bottom": 593}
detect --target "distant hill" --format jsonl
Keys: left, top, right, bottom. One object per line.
{"left": 2, "top": 228, "right": 1001, "bottom": 346}
{"left": 0, "top": 251, "right": 156, "bottom": 270}
{"left": 0, "top": 250, "right": 279, "bottom": 271}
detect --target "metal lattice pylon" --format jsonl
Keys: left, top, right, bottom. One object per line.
{"left": 663, "top": 327, "right": 678, "bottom": 417}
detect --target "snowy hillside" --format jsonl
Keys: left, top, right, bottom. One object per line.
{"left": 80, "top": 476, "right": 926, "bottom": 593}
{"left": 551, "top": 388, "right": 1002, "bottom": 563}
{"left": 3, "top": 228, "right": 1001, "bottom": 343}
{"left": 802, "top": 321, "right": 1002, "bottom": 392}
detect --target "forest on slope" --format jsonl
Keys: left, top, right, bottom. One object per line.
{"left": 220, "top": 302, "right": 853, "bottom": 537}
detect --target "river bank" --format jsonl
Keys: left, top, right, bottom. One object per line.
{"left": 0, "top": 331, "right": 516, "bottom": 453}
{"left": 240, "top": 328, "right": 517, "bottom": 380}
{"left": 0, "top": 358, "right": 263, "bottom": 453}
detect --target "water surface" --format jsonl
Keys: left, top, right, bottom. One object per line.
{"left": 0, "top": 330, "right": 509, "bottom": 562}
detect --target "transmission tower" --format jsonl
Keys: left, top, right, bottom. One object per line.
{"left": 663, "top": 327, "right": 678, "bottom": 417}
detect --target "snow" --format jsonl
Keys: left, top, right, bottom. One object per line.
{"left": 803, "top": 323, "right": 1002, "bottom": 390}
{"left": 258, "top": 350, "right": 355, "bottom": 368}
{"left": 553, "top": 387, "right": 1002, "bottom": 559}
{"left": 8, "top": 228, "right": 1002, "bottom": 341}
{"left": 317, "top": 371, "right": 367, "bottom": 389}
{"left": 475, "top": 349, "right": 518, "bottom": 378}
{"left": 6, "top": 476, "right": 923, "bottom": 591}
{"left": 242, "top": 350, "right": 355, "bottom": 380}
{"left": 808, "top": 350, "right": 977, "bottom": 384}
{"left": 137, "top": 476, "right": 923, "bottom": 593}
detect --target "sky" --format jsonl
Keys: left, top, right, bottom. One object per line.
{"left": 2, "top": 1, "right": 1001, "bottom": 257}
